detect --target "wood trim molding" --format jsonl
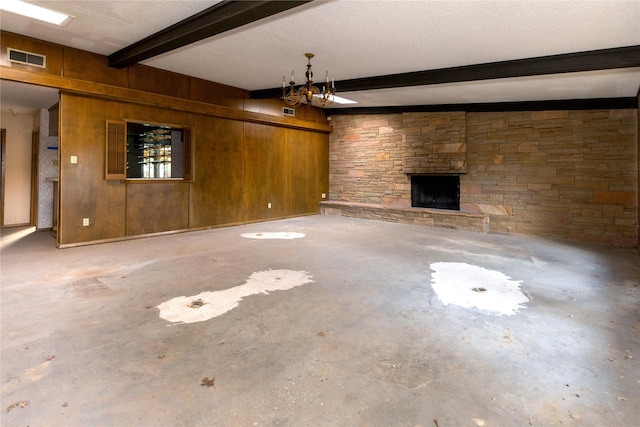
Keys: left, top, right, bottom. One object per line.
{"left": 0, "top": 66, "right": 332, "bottom": 133}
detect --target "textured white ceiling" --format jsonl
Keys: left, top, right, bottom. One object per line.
{"left": 1, "top": 1, "right": 221, "bottom": 55}
{"left": 1, "top": 0, "right": 639, "bottom": 112}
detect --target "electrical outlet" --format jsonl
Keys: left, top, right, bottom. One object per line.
{"left": 321, "top": 193, "right": 326, "bottom": 199}
{"left": 268, "top": 203, "right": 272, "bottom": 209}
{"left": 71, "top": 156, "right": 77, "bottom": 164}
{"left": 82, "top": 218, "right": 89, "bottom": 226}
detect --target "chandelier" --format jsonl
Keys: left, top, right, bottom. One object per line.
{"left": 282, "top": 53, "right": 335, "bottom": 109}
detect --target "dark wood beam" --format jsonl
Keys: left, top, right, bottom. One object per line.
{"left": 325, "top": 97, "right": 639, "bottom": 116}
{"left": 251, "top": 45, "right": 640, "bottom": 99}
{"left": 109, "top": 0, "right": 312, "bottom": 68}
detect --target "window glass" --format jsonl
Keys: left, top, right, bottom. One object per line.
{"left": 126, "top": 123, "right": 185, "bottom": 179}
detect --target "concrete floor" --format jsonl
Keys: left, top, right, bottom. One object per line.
{"left": 1, "top": 215, "right": 638, "bottom": 427}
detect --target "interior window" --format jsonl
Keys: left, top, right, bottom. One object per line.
{"left": 127, "top": 123, "right": 184, "bottom": 179}
{"left": 105, "top": 120, "right": 192, "bottom": 181}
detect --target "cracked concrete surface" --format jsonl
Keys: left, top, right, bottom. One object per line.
{"left": 1, "top": 215, "right": 638, "bottom": 426}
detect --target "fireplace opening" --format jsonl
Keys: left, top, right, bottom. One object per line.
{"left": 411, "top": 175, "right": 460, "bottom": 210}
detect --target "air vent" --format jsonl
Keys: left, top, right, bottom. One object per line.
{"left": 8, "top": 48, "right": 46, "bottom": 68}
{"left": 283, "top": 107, "right": 295, "bottom": 117}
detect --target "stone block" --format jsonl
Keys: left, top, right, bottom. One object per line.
{"left": 491, "top": 118, "right": 507, "bottom": 129}
{"left": 363, "top": 118, "right": 388, "bottom": 128}
{"left": 517, "top": 142, "right": 540, "bottom": 152}
{"left": 531, "top": 110, "right": 568, "bottom": 120}
{"left": 553, "top": 212, "right": 573, "bottom": 225}
{"left": 432, "top": 142, "right": 465, "bottom": 153}
{"left": 460, "top": 183, "right": 482, "bottom": 194}
{"left": 414, "top": 217, "right": 435, "bottom": 226}
{"left": 379, "top": 126, "right": 394, "bottom": 134}
{"left": 608, "top": 109, "right": 635, "bottom": 118}
{"left": 593, "top": 191, "right": 635, "bottom": 208}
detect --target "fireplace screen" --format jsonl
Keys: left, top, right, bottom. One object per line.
{"left": 411, "top": 175, "right": 460, "bottom": 210}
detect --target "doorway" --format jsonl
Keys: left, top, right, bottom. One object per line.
{"left": 1, "top": 81, "right": 59, "bottom": 231}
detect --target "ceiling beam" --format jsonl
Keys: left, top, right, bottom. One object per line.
{"left": 251, "top": 45, "right": 640, "bottom": 99}
{"left": 109, "top": 0, "right": 312, "bottom": 68}
{"left": 325, "top": 97, "right": 639, "bottom": 116}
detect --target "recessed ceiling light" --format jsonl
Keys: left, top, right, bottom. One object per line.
{"left": 1, "top": 0, "right": 74, "bottom": 26}
{"left": 314, "top": 94, "right": 358, "bottom": 105}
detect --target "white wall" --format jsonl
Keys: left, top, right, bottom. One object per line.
{"left": 1, "top": 112, "right": 34, "bottom": 226}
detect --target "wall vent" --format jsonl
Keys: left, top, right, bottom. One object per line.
{"left": 283, "top": 107, "right": 295, "bottom": 117}
{"left": 8, "top": 48, "right": 46, "bottom": 68}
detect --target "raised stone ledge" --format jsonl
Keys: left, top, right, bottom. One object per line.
{"left": 320, "top": 201, "right": 490, "bottom": 233}
{"left": 402, "top": 168, "right": 466, "bottom": 175}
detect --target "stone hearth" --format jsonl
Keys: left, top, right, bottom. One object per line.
{"left": 320, "top": 201, "right": 489, "bottom": 233}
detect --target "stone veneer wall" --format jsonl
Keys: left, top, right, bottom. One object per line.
{"left": 327, "top": 109, "right": 638, "bottom": 247}
{"left": 328, "top": 112, "right": 466, "bottom": 207}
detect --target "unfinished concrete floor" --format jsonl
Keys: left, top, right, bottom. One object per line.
{"left": 1, "top": 215, "right": 638, "bottom": 426}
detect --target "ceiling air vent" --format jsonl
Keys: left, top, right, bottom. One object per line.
{"left": 8, "top": 48, "right": 46, "bottom": 68}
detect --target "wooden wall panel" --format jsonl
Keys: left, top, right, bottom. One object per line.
{"left": 4, "top": 32, "right": 331, "bottom": 246}
{"left": 127, "top": 104, "right": 191, "bottom": 128}
{"left": 55, "top": 93, "right": 328, "bottom": 246}
{"left": 0, "top": 32, "right": 63, "bottom": 76}
{"left": 125, "top": 182, "right": 189, "bottom": 235}
{"left": 63, "top": 48, "right": 128, "bottom": 87}
{"left": 284, "top": 129, "right": 330, "bottom": 216}
{"left": 316, "top": 131, "right": 330, "bottom": 205}
{"left": 1, "top": 32, "right": 330, "bottom": 132}
{"left": 128, "top": 65, "right": 191, "bottom": 99}
{"left": 244, "top": 98, "right": 329, "bottom": 124}
{"left": 189, "top": 114, "right": 245, "bottom": 227}
{"left": 58, "top": 93, "right": 126, "bottom": 245}
{"left": 191, "top": 78, "right": 246, "bottom": 110}
{"left": 243, "top": 122, "right": 286, "bottom": 222}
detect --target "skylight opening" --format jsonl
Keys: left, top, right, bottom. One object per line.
{"left": 1, "top": 0, "right": 74, "bottom": 26}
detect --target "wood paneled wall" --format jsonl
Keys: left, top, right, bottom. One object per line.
{"left": 1, "top": 31, "right": 330, "bottom": 246}
{"left": 58, "top": 93, "right": 328, "bottom": 245}
{"left": 59, "top": 95, "right": 127, "bottom": 243}
{"left": 189, "top": 115, "right": 245, "bottom": 228}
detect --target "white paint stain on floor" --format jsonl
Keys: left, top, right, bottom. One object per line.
{"left": 241, "top": 232, "right": 305, "bottom": 240}
{"left": 157, "top": 269, "right": 313, "bottom": 324}
{"left": 430, "top": 262, "right": 529, "bottom": 315}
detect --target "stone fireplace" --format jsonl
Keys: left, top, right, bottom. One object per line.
{"left": 322, "top": 110, "right": 637, "bottom": 246}
{"left": 320, "top": 112, "right": 488, "bottom": 233}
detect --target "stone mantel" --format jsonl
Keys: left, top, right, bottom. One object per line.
{"left": 402, "top": 168, "right": 466, "bottom": 175}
